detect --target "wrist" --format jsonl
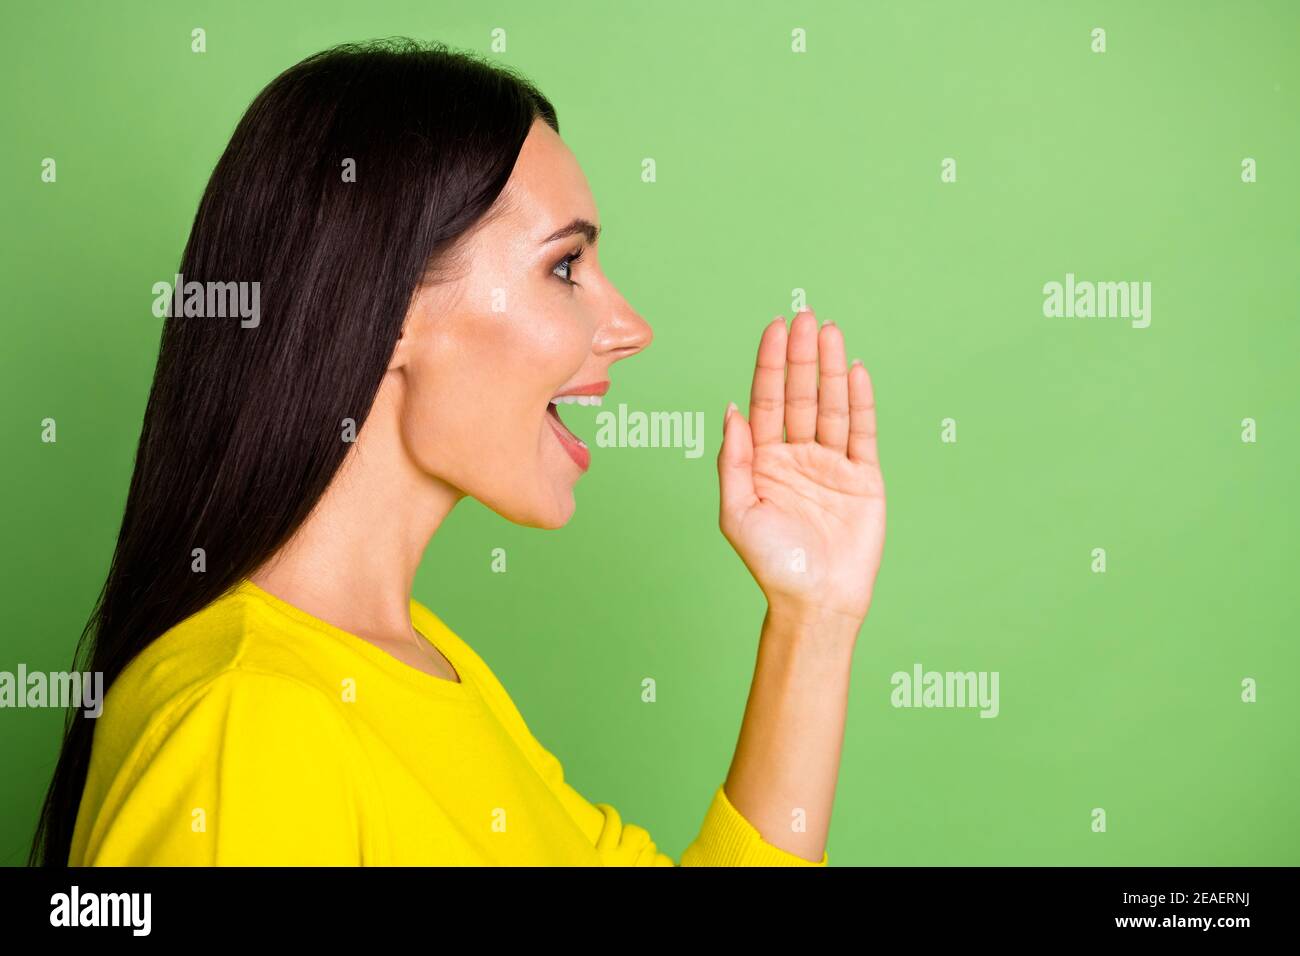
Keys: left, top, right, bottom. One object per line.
{"left": 763, "top": 600, "right": 864, "bottom": 650}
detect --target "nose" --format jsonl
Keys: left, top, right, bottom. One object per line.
{"left": 594, "top": 287, "right": 653, "bottom": 361}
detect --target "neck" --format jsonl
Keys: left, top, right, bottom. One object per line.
{"left": 250, "top": 378, "right": 462, "bottom": 643}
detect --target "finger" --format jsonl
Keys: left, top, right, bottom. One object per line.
{"left": 718, "top": 401, "right": 758, "bottom": 523}
{"left": 784, "top": 309, "right": 819, "bottom": 443}
{"left": 749, "top": 317, "right": 787, "bottom": 447}
{"left": 815, "top": 321, "right": 849, "bottom": 454}
{"left": 847, "top": 359, "right": 879, "bottom": 465}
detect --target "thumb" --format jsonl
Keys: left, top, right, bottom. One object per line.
{"left": 717, "top": 401, "right": 757, "bottom": 523}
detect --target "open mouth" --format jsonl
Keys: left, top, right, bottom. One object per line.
{"left": 546, "top": 385, "right": 608, "bottom": 472}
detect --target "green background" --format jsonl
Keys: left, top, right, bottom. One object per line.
{"left": 2, "top": 0, "right": 1297, "bottom": 866}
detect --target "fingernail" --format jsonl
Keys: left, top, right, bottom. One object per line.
{"left": 824, "top": 319, "right": 837, "bottom": 327}
{"left": 725, "top": 401, "right": 736, "bottom": 425}
{"left": 851, "top": 358, "right": 863, "bottom": 367}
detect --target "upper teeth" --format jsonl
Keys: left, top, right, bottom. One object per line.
{"left": 552, "top": 395, "right": 603, "bottom": 406}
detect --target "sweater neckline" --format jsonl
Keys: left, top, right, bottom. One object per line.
{"left": 233, "top": 579, "right": 480, "bottom": 703}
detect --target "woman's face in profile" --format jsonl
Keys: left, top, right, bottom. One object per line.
{"left": 384, "top": 118, "right": 653, "bottom": 528}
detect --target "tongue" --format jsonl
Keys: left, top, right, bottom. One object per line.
{"left": 547, "top": 403, "right": 582, "bottom": 442}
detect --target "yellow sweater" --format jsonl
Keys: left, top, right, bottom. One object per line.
{"left": 70, "top": 580, "right": 828, "bottom": 866}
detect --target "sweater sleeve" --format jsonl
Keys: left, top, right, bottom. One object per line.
{"left": 437, "top": 629, "right": 830, "bottom": 867}
{"left": 76, "top": 668, "right": 369, "bottom": 865}
{"left": 551, "top": 750, "right": 828, "bottom": 865}
{"left": 589, "top": 784, "right": 830, "bottom": 867}
{"left": 495, "top": 700, "right": 829, "bottom": 866}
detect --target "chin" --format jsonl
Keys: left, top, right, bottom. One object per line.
{"left": 483, "top": 482, "right": 576, "bottom": 530}
{"left": 538, "top": 488, "right": 577, "bottom": 529}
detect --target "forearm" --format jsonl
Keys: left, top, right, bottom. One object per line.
{"left": 722, "top": 602, "right": 861, "bottom": 862}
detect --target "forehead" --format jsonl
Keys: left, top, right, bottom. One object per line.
{"left": 493, "top": 120, "right": 597, "bottom": 239}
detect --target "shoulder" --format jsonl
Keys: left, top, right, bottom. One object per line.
{"left": 100, "top": 584, "right": 358, "bottom": 767}
{"left": 77, "top": 588, "right": 372, "bottom": 864}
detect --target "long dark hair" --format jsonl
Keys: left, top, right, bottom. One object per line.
{"left": 30, "top": 38, "right": 558, "bottom": 866}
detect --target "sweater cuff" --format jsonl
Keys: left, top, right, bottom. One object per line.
{"left": 680, "top": 784, "right": 829, "bottom": 867}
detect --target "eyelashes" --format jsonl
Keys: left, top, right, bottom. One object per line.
{"left": 552, "top": 247, "right": 585, "bottom": 287}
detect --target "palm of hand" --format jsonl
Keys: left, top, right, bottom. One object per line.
{"left": 718, "top": 311, "right": 885, "bottom": 623}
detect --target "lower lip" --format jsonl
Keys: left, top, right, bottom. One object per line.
{"left": 546, "top": 405, "right": 591, "bottom": 472}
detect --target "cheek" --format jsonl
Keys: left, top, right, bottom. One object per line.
{"left": 401, "top": 306, "right": 587, "bottom": 479}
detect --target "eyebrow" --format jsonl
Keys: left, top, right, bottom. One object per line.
{"left": 541, "top": 218, "right": 601, "bottom": 246}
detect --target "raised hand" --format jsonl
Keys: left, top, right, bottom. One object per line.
{"left": 717, "top": 309, "right": 886, "bottom": 629}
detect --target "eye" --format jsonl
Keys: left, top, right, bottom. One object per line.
{"left": 552, "top": 247, "right": 584, "bottom": 286}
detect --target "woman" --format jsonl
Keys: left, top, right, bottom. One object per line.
{"left": 30, "top": 39, "right": 886, "bottom": 866}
